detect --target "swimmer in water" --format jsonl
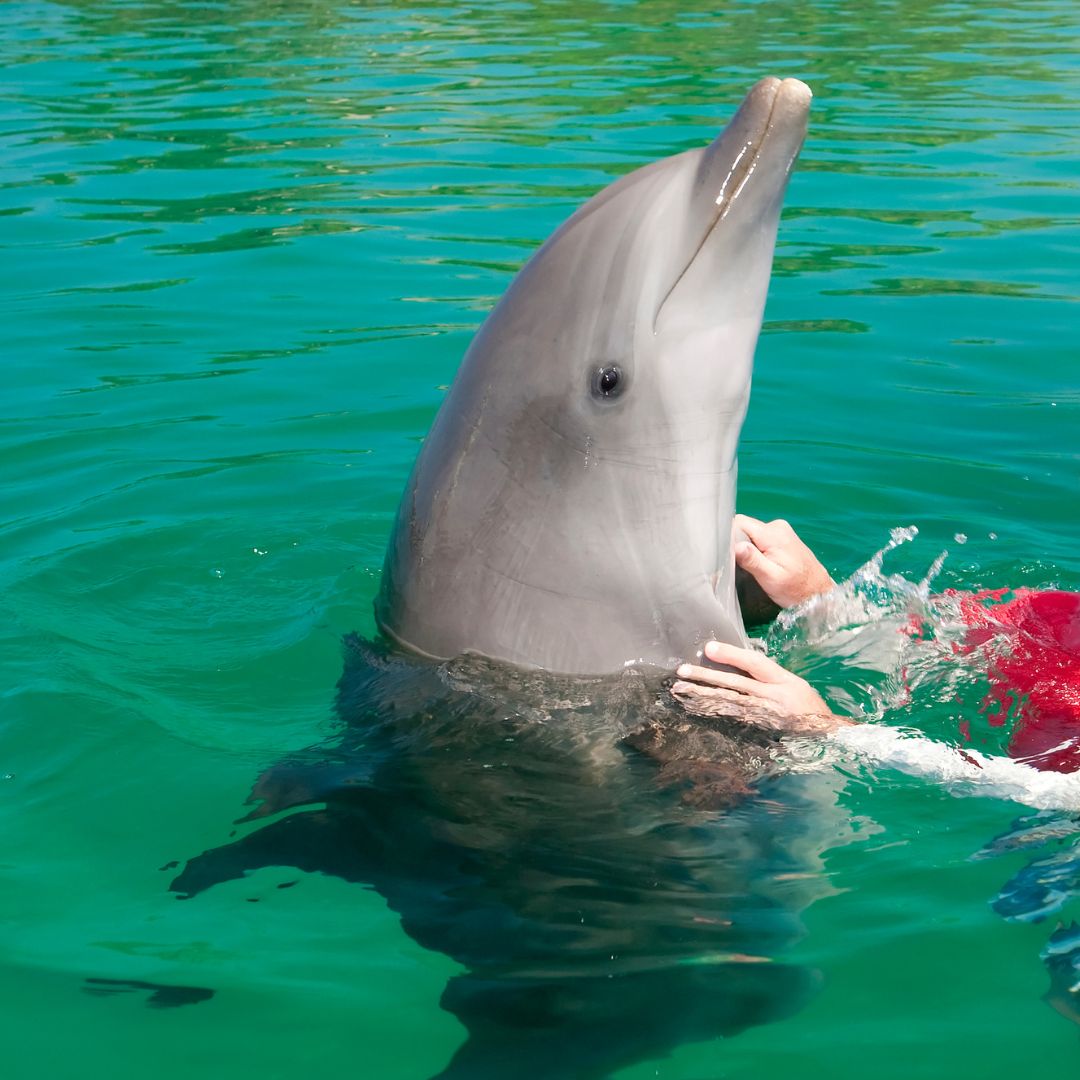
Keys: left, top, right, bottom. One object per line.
{"left": 678, "top": 516, "right": 1080, "bottom": 1025}
{"left": 672, "top": 516, "right": 1080, "bottom": 806}
{"left": 676, "top": 515, "right": 1080, "bottom": 758}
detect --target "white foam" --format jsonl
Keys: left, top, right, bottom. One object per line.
{"left": 829, "top": 724, "right": 1080, "bottom": 811}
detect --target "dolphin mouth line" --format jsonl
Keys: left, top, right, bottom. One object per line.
{"left": 653, "top": 82, "right": 792, "bottom": 331}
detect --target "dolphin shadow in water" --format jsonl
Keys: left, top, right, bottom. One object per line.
{"left": 976, "top": 812, "right": 1080, "bottom": 1027}
{"left": 173, "top": 637, "right": 828, "bottom": 1078}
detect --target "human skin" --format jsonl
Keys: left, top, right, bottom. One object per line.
{"left": 732, "top": 514, "right": 835, "bottom": 609}
{"left": 672, "top": 516, "right": 851, "bottom": 733}
{"left": 674, "top": 528, "right": 1080, "bottom": 815}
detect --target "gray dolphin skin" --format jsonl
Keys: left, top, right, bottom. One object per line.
{"left": 171, "top": 80, "right": 828, "bottom": 1080}
{"left": 377, "top": 76, "right": 812, "bottom": 674}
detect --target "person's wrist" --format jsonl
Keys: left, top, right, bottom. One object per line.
{"left": 787, "top": 569, "right": 834, "bottom": 607}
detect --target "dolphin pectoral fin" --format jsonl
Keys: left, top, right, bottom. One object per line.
{"left": 82, "top": 977, "right": 215, "bottom": 1009}
{"left": 238, "top": 757, "right": 377, "bottom": 822}
{"left": 432, "top": 962, "right": 820, "bottom": 1080}
{"left": 1044, "top": 983, "right": 1080, "bottom": 1028}
{"left": 170, "top": 809, "right": 379, "bottom": 899}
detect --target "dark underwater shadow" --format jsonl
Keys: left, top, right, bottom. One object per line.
{"left": 172, "top": 636, "right": 829, "bottom": 1078}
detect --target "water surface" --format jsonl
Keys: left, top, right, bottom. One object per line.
{"left": 2, "top": 1, "right": 1079, "bottom": 1076}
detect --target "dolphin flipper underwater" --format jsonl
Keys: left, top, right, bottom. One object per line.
{"left": 173, "top": 78, "right": 821, "bottom": 1077}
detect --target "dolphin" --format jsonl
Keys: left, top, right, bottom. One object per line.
{"left": 171, "top": 79, "right": 824, "bottom": 1079}
{"left": 173, "top": 639, "right": 825, "bottom": 1079}
{"left": 377, "top": 75, "right": 812, "bottom": 674}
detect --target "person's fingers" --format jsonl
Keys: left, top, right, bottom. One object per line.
{"left": 671, "top": 682, "right": 780, "bottom": 711}
{"left": 702, "top": 641, "right": 787, "bottom": 683}
{"left": 734, "top": 539, "right": 782, "bottom": 584}
{"left": 671, "top": 681, "right": 743, "bottom": 703}
{"left": 733, "top": 514, "right": 771, "bottom": 548}
{"left": 736, "top": 513, "right": 793, "bottom": 548}
{"left": 673, "top": 668, "right": 843, "bottom": 732}
{"left": 675, "top": 662, "right": 730, "bottom": 686}
{"left": 675, "top": 663, "right": 778, "bottom": 699}
{"left": 671, "top": 682, "right": 772, "bottom": 720}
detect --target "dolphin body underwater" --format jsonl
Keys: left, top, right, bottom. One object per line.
{"left": 173, "top": 78, "right": 825, "bottom": 1077}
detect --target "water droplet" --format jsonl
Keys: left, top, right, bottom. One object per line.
{"left": 253, "top": 547, "right": 267, "bottom": 556}
{"left": 210, "top": 568, "right": 224, "bottom": 578}
{"left": 954, "top": 533, "right": 967, "bottom": 545}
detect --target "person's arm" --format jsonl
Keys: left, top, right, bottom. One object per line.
{"left": 674, "top": 521, "right": 1080, "bottom": 809}
{"left": 828, "top": 724, "right": 1080, "bottom": 809}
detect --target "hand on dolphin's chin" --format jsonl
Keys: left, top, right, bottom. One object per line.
{"left": 671, "top": 641, "right": 851, "bottom": 736}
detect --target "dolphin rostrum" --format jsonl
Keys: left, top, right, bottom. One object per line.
{"left": 377, "top": 76, "right": 812, "bottom": 674}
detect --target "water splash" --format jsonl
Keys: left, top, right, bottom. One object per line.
{"left": 775, "top": 526, "right": 946, "bottom": 635}
{"left": 762, "top": 526, "right": 1042, "bottom": 743}
{"left": 766, "top": 526, "right": 959, "bottom": 721}
{"left": 766, "top": 528, "right": 1080, "bottom": 775}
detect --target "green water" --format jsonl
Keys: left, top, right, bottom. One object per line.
{"left": 3, "top": 0, "right": 1079, "bottom": 1076}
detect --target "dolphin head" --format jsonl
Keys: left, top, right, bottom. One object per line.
{"left": 377, "top": 78, "right": 812, "bottom": 675}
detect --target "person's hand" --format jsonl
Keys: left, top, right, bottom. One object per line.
{"left": 733, "top": 514, "right": 834, "bottom": 609}
{"left": 672, "top": 641, "right": 851, "bottom": 735}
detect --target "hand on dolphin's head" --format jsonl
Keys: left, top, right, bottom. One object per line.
{"left": 672, "top": 641, "right": 850, "bottom": 735}
{"left": 733, "top": 515, "right": 835, "bottom": 610}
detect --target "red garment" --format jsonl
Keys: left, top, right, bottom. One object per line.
{"left": 946, "top": 589, "right": 1080, "bottom": 773}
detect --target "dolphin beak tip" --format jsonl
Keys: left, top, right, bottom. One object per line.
{"left": 774, "top": 77, "right": 813, "bottom": 111}
{"left": 751, "top": 75, "right": 813, "bottom": 103}
{"left": 784, "top": 78, "right": 813, "bottom": 98}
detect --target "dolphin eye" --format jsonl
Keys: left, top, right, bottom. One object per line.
{"left": 592, "top": 365, "right": 624, "bottom": 400}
